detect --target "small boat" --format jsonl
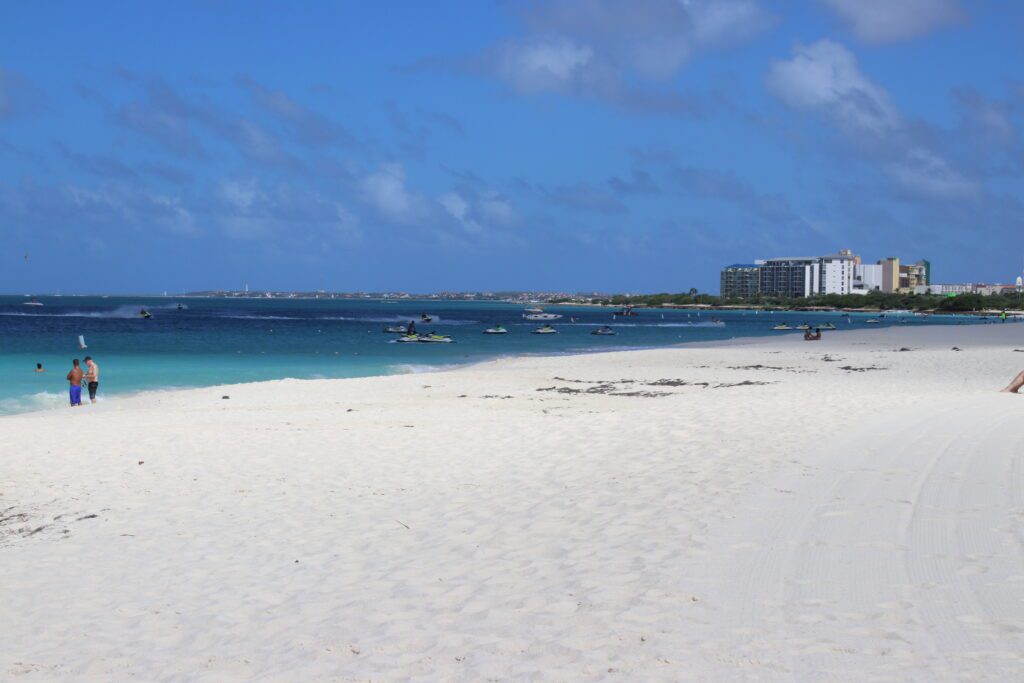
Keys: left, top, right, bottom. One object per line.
{"left": 865, "top": 318, "right": 881, "bottom": 324}
{"left": 524, "top": 312, "right": 563, "bottom": 321}
{"left": 420, "top": 314, "right": 433, "bottom": 323}
{"left": 23, "top": 299, "right": 43, "bottom": 307}
{"left": 613, "top": 307, "right": 638, "bottom": 317}
{"left": 796, "top": 324, "right": 811, "bottom": 331}
{"left": 383, "top": 325, "right": 409, "bottom": 334}
{"left": 591, "top": 326, "right": 616, "bottom": 336}
{"left": 532, "top": 325, "right": 558, "bottom": 334}
{"left": 140, "top": 309, "right": 153, "bottom": 319}
{"left": 176, "top": 303, "right": 184, "bottom": 310}
{"left": 524, "top": 307, "right": 544, "bottom": 314}
{"left": 483, "top": 326, "right": 508, "bottom": 335}
{"left": 772, "top": 324, "right": 792, "bottom": 331}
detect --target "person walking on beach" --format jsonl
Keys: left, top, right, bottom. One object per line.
{"left": 67, "top": 359, "right": 84, "bottom": 407}
{"left": 84, "top": 356, "right": 99, "bottom": 404}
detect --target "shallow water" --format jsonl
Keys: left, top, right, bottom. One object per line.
{"left": 0, "top": 295, "right": 986, "bottom": 414}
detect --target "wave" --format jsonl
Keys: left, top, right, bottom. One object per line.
{"left": 0, "top": 304, "right": 179, "bottom": 319}
{"left": 220, "top": 314, "right": 303, "bottom": 320}
{"left": 315, "top": 315, "right": 480, "bottom": 325}
{"left": 389, "top": 363, "right": 453, "bottom": 374}
{"left": 0, "top": 391, "right": 69, "bottom": 415}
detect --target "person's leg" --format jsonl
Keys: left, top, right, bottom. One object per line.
{"left": 1002, "top": 370, "right": 1024, "bottom": 393}
{"left": 88, "top": 382, "right": 98, "bottom": 404}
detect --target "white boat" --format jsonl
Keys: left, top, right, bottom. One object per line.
{"left": 523, "top": 312, "right": 562, "bottom": 321}
{"left": 532, "top": 325, "right": 558, "bottom": 334}
{"left": 772, "top": 324, "right": 792, "bottom": 331}
{"left": 524, "top": 307, "right": 544, "bottom": 314}
{"left": 591, "top": 326, "right": 616, "bottom": 336}
{"left": 865, "top": 318, "right": 881, "bottom": 324}
{"left": 483, "top": 327, "right": 508, "bottom": 334}
{"left": 23, "top": 299, "right": 43, "bottom": 307}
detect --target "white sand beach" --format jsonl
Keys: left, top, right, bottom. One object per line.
{"left": 3, "top": 323, "right": 1024, "bottom": 681}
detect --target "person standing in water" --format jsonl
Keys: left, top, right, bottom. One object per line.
{"left": 35, "top": 362, "right": 45, "bottom": 373}
{"left": 67, "top": 359, "right": 84, "bottom": 407}
{"left": 84, "top": 356, "right": 99, "bottom": 404}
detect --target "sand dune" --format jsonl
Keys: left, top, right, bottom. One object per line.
{"left": 3, "top": 324, "right": 1023, "bottom": 680}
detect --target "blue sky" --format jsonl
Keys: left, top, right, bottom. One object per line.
{"left": 2, "top": 0, "right": 1022, "bottom": 294}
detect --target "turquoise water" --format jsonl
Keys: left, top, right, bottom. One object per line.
{"left": 0, "top": 295, "right": 991, "bottom": 414}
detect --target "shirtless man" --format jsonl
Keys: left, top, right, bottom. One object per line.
{"left": 67, "top": 358, "right": 84, "bottom": 407}
{"left": 84, "top": 356, "right": 99, "bottom": 404}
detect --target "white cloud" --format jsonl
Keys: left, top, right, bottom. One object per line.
{"left": 767, "top": 40, "right": 979, "bottom": 200}
{"left": 497, "top": 40, "right": 594, "bottom": 93}
{"left": 820, "top": 0, "right": 964, "bottom": 44}
{"left": 766, "top": 39, "right": 899, "bottom": 137}
{"left": 486, "top": 0, "right": 773, "bottom": 109}
{"left": 886, "top": 148, "right": 978, "bottom": 199}
{"left": 360, "top": 163, "right": 430, "bottom": 224}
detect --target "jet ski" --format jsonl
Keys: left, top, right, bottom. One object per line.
{"left": 820, "top": 323, "right": 837, "bottom": 330}
{"left": 394, "top": 334, "right": 421, "bottom": 343}
{"left": 532, "top": 325, "right": 558, "bottom": 334}
{"left": 418, "top": 333, "right": 453, "bottom": 343}
{"left": 591, "top": 326, "right": 616, "bottom": 336}
{"left": 483, "top": 326, "right": 508, "bottom": 334}
{"left": 772, "top": 324, "right": 792, "bottom": 330}
{"left": 796, "top": 324, "right": 811, "bottom": 331}
{"left": 383, "top": 325, "right": 410, "bottom": 334}
{"left": 140, "top": 309, "right": 153, "bottom": 319}
{"left": 865, "top": 318, "right": 881, "bottom": 324}
{"left": 176, "top": 303, "right": 185, "bottom": 310}
{"left": 420, "top": 314, "right": 433, "bottom": 323}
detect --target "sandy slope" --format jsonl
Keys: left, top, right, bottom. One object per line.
{"left": 2, "top": 323, "right": 1023, "bottom": 681}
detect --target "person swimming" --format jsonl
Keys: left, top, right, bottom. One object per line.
{"left": 35, "top": 362, "right": 44, "bottom": 373}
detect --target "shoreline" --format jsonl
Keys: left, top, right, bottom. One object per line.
{"left": 7, "top": 321, "right": 1022, "bottom": 419}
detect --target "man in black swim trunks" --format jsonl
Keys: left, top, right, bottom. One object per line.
{"left": 84, "top": 356, "right": 100, "bottom": 404}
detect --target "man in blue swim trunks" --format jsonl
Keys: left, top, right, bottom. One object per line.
{"left": 67, "top": 358, "right": 84, "bottom": 407}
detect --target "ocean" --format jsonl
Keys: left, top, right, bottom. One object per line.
{"left": 0, "top": 295, "right": 988, "bottom": 415}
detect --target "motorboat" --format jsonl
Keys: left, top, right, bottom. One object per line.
{"left": 483, "top": 326, "right": 508, "bottom": 334}
{"left": 613, "top": 306, "right": 638, "bottom": 317}
{"left": 383, "top": 325, "right": 410, "bottom": 334}
{"left": 865, "top": 318, "right": 881, "bottom": 324}
{"left": 140, "top": 309, "right": 153, "bottom": 319}
{"left": 796, "top": 324, "right": 811, "bottom": 331}
{"left": 591, "top": 326, "right": 616, "bottom": 336}
{"left": 23, "top": 299, "right": 43, "bottom": 306}
{"left": 772, "top": 324, "right": 792, "bottom": 331}
{"left": 532, "top": 325, "right": 558, "bottom": 334}
{"left": 420, "top": 314, "right": 433, "bottom": 323}
{"left": 524, "top": 307, "right": 544, "bottom": 314}
{"left": 523, "top": 312, "right": 562, "bottom": 321}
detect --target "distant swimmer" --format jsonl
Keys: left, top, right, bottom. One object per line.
{"left": 1002, "top": 369, "right": 1024, "bottom": 394}
{"left": 35, "top": 362, "right": 44, "bottom": 373}
{"left": 67, "top": 359, "right": 84, "bottom": 407}
{"left": 84, "top": 356, "right": 99, "bottom": 404}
